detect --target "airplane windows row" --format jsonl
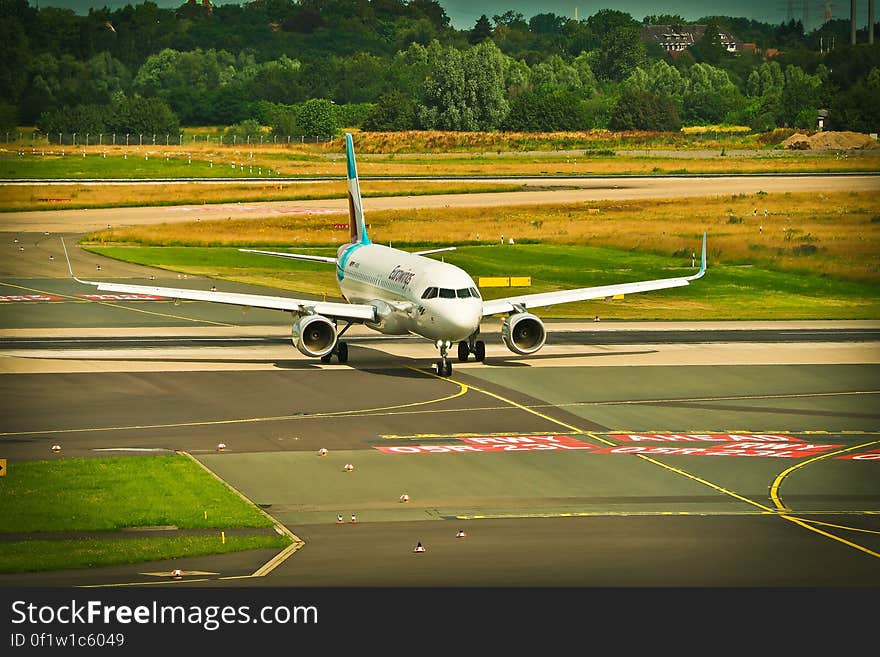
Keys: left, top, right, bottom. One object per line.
{"left": 420, "top": 286, "right": 481, "bottom": 300}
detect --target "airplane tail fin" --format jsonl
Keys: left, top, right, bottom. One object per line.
{"left": 345, "top": 133, "right": 371, "bottom": 245}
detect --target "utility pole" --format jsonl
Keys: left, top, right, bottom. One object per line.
{"left": 852, "top": 0, "right": 857, "bottom": 44}
{"left": 870, "top": 0, "right": 875, "bottom": 44}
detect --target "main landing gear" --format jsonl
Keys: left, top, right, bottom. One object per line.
{"left": 320, "top": 340, "right": 348, "bottom": 364}
{"left": 320, "top": 321, "right": 352, "bottom": 364}
{"left": 457, "top": 335, "right": 486, "bottom": 363}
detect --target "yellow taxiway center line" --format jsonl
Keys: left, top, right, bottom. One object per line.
{"left": 78, "top": 578, "right": 211, "bottom": 588}
{"left": 410, "top": 367, "right": 880, "bottom": 559}
{"left": 632, "top": 453, "right": 777, "bottom": 513}
{"left": 769, "top": 440, "right": 880, "bottom": 512}
{"left": 796, "top": 518, "right": 880, "bottom": 535}
{"left": 0, "top": 383, "right": 469, "bottom": 437}
{"left": 405, "top": 364, "right": 592, "bottom": 437}
{"left": 780, "top": 514, "right": 880, "bottom": 559}
{"left": 459, "top": 509, "right": 880, "bottom": 519}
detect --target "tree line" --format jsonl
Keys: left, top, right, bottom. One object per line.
{"left": 1, "top": 0, "right": 878, "bottom": 139}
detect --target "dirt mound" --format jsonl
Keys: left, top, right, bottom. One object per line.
{"left": 782, "top": 131, "right": 880, "bottom": 150}
{"left": 781, "top": 133, "right": 811, "bottom": 149}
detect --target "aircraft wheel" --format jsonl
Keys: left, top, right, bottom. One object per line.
{"left": 320, "top": 352, "right": 333, "bottom": 363}
{"left": 337, "top": 341, "right": 349, "bottom": 364}
{"left": 474, "top": 340, "right": 486, "bottom": 362}
{"left": 457, "top": 340, "right": 470, "bottom": 362}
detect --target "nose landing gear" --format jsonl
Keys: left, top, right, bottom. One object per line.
{"left": 435, "top": 340, "right": 452, "bottom": 377}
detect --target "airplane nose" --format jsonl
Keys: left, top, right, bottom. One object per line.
{"left": 451, "top": 302, "right": 481, "bottom": 337}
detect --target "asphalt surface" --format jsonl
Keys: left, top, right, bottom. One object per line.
{"left": 1, "top": 185, "right": 879, "bottom": 595}
{"left": 3, "top": 327, "right": 879, "bottom": 349}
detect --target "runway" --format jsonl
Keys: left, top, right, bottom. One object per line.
{"left": 2, "top": 173, "right": 878, "bottom": 233}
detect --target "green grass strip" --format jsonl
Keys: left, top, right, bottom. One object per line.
{"left": 0, "top": 455, "right": 274, "bottom": 533}
{"left": 0, "top": 534, "right": 290, "bottom": 574}
{"left": 82, "top": 244, "right": 880, "bottom": 320}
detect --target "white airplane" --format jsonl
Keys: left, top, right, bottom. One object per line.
{"left": 65, "top": 132, "right": 706, "bottom": 377}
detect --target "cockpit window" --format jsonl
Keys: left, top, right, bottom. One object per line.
{"left": 421, "top": 287, "right": 438, "bottom": 299}
{"left": 456, "top": 288, "right": 471, "bottom": 298}
{"left": 470, "top": 287, "right": 481, "bottom": 298}
{"left": 439, "top": 288, "right": 455, "bottom": 298}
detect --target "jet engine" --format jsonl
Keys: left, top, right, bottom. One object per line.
{"left": 291, "top": 315, "right": 337, "bottom": 357}
{"left": 501, "top": 312, "right": 546, "bottom": 355}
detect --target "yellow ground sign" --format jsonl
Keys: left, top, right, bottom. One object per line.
{"left": 0, "top": 459, "right": 6, "bottom": 477}
{"left": 479, "top": 277, "right": 532, "bottom": 288}
{"left": 479, "top": 277, "right": 510, "bottom": 287}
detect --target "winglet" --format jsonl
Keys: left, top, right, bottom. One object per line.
{"left": 60, "top": 236, "right": 87, "bottom": 284}
{"left": 686, "top": 232, "right": 707, "bottom": 281}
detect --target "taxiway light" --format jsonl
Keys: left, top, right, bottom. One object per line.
{"left": 217, "top": 443, "right": 226, "bottom": 452}
{"left": 51, "top": 444, "right": 61, "bottom": 453}
{"left": 400, "top": 494, "right": 410, "bottom": 503}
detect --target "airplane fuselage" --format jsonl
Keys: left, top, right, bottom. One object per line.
{"left": 336, "top": 242, "right": 482, "bottom": 342}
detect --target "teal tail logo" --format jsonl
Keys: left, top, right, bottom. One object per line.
{"left": 345, "top": 133, "right": 371, "bottom": 246}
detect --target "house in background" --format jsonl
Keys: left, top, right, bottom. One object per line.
{"left": 741, "top": 43, "right": 783, "bottom": 59}
{"left": 641, "top": 24, "right": 743, "bottom": 55}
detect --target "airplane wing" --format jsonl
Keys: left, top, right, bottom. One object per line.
{"left": 238, "top": 248, "right": 337, "bottom": 264}
{"left": 483, "top": 233, "right": 707, "bottom": 317}
{"left": 411, "top": 246, "right": 456, "bottom": 257}
{"left": 62, "top": 240, "right": 375, "bottom": 322}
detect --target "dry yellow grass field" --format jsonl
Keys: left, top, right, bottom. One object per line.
{"left": 87, "top": 190, "right": 880, "bottom": 284}
{"left": 0, "top": 180, "right": 521, "bottom": 211}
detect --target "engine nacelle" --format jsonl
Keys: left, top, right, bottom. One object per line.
{"left": 364, "top": 299, "right": 410, "bottom": 335}
{"left": 291, "top": 314, "right": 337, "bottom": 357}
{"left": 501, "top": 312, "right": 547, "bottom": 355}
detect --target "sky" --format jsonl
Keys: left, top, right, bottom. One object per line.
{"left": 25, "top": 1, "right": 859, "bottom": 34}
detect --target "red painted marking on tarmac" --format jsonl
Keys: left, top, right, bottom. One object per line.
{"left": 609, "top": 433, "right": 804, "bottom": 443}
{"left": 0, "top": 294, "right": 63, "bottom": 302}
{"left": 0, "top": 293, "right": 165, "bottom": 302}
{"left": 594, "top": 442, "right": 843, "bottom": 459}
{"left": 77, "top": 294, "right": 165, "bottom": 301}
{"left": 377, "top": 432, "right": 866, "bottom": 461}
{"left": 836, "top": 448, "right": 880, "bottom": 461}
{"left": 375, "top": 435, "right": 594, "bottom": 454}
